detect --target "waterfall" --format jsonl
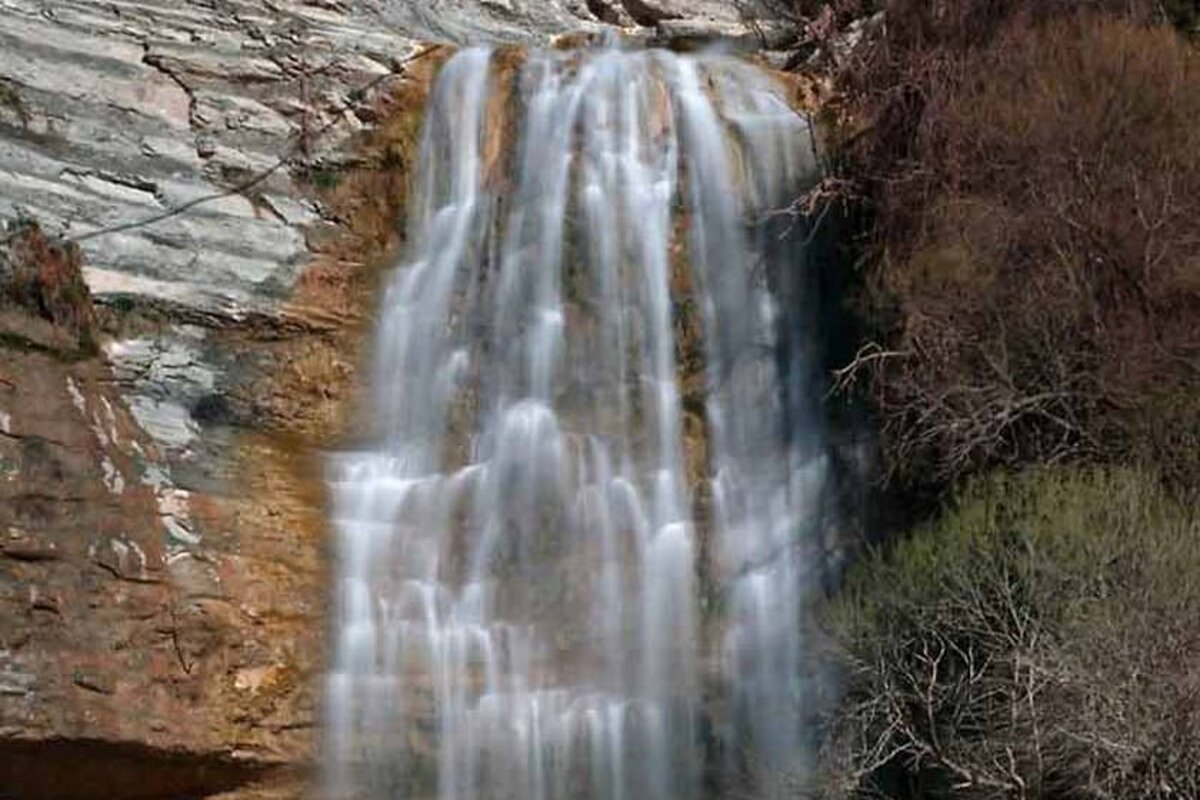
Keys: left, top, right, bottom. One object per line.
{"left": 325, "top": 45, "right": 827, "bottom": 800}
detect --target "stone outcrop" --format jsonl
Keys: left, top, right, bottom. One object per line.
{"left": 377, "top": 0, "right": 785, "bottom": 43}
{"left": 0, "top": 0, "right": 423, "bottom": 315}
{"left": 0, "top": 1, "right": 808, "bottom": 797}
{"left": 0, "top": 2, "right": 441, "bottom": 795}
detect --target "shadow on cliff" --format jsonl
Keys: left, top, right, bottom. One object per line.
{"left": 0, "top": 738, "right": 287, "bottom": 800}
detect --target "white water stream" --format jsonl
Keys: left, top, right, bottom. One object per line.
{"left": 325, "top": 45, "right": 826, "bottom": 799}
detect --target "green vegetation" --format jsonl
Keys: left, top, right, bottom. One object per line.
{"left": 295, "top": 163, "right": 345, "bottom": 191}
{"left": 819, "top": 467, "right": 1200, "bottom": 798}
{"left": 0, "top": 78, "right": 28, "bottom": 125}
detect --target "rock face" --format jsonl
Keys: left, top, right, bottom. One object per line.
{"left": 377, "top": 0, "right": 783, "bottom": 41}
{"left": 0, "top": 0, "right": 424, "bottom": 314}
{"left": 0, "top": 2, "right": 434, "bottom": 795}
{"left": 0, "top": 1, "right": 804, "bottom": 798}
{"left": 0, "top": 225, "right": 311, "bottom": 799}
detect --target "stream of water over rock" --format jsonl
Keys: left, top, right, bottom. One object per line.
{"left": 325, "top": 45, "right": 828, "bottom": 799}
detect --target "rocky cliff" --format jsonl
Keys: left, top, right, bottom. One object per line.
{"left": 0, "top": 3, "right": 429, "bottom": 796}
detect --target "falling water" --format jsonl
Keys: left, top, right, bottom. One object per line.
{"left": 325, "top": 45, "right": 827, "bottom": 799}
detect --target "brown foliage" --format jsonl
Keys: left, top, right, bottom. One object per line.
{"left": 1, "top": 221, "right": 96, "bottom": 352}
{"left": 836, "top": 5, "right": 1200, "bottom": 489}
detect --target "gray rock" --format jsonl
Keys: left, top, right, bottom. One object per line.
{"left": 655, "top": 18, "right": 799, "bottom": 51}
{"left": 622, "top": 0, "right": 688, "bottom": 24}
{"left": 0, "top": 0, "right": 422, "bottom": 319}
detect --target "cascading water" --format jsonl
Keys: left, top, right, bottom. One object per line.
{"left": 325, "top": 44, "right": 828, "bottom": 800}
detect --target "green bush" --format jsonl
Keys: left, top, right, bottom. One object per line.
{"left": 819, "top": 467, "right": 1200, "bottom": 798}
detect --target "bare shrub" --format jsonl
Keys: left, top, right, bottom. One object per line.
{"left": 819, "top": 467, "right": 1200, "bottom": 799}
{"left": 833, "top": 6, "right": 1200, "bottom": 491}
{"left": 1, "top": 220, "right": 96, "bottom": 352}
